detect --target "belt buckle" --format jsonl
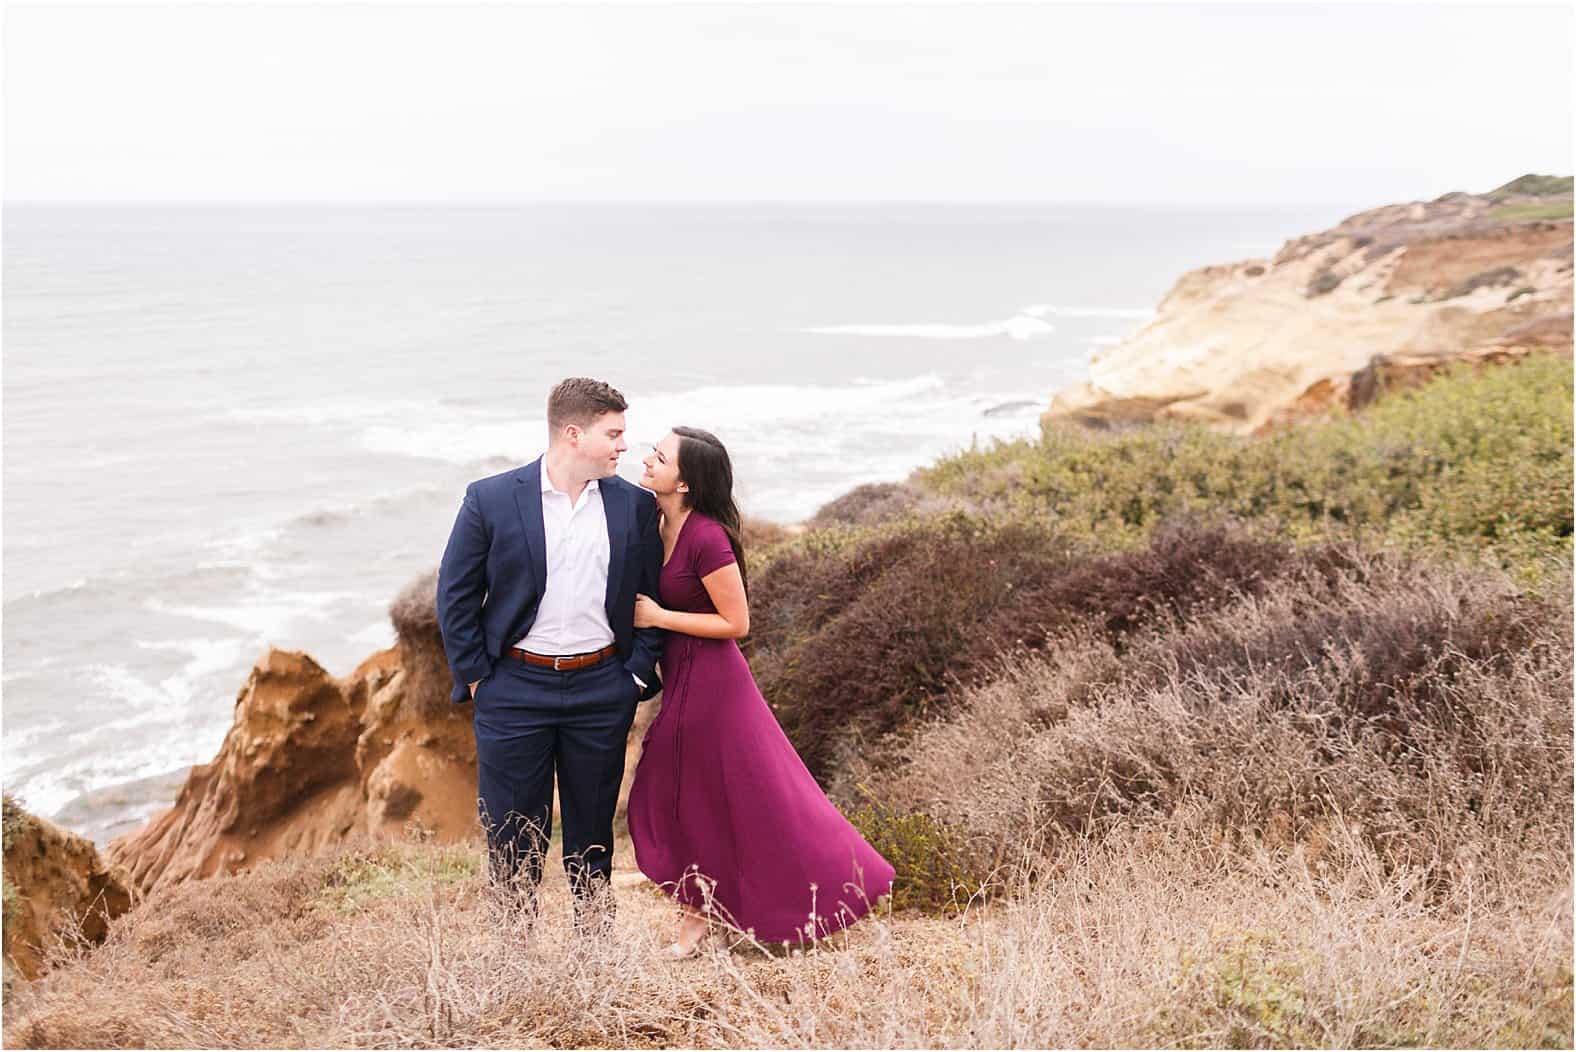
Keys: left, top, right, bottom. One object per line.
{"left": 553, "top": 655, "right": 568, "bottom": 671}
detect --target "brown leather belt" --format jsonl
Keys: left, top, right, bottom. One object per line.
{"left": 507, "top": 643, "right": 618, "bottom": 671}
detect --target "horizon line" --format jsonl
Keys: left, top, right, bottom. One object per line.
{"left": 4, "top": 196, "right": 1380, "bottom": 209}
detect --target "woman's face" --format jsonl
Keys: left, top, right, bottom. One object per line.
{"left": 639, "top": 432, "right": 686, "bottom": 498}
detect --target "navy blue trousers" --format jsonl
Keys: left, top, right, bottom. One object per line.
{"left": 472, "top": 654, "right": 640, "bottom": 903}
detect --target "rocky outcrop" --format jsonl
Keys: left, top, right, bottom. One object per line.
{"left": 1046, "top": 175, "right": 1574, "bottom": 435}
{"left": 107, "top": 571, "right": 662, "bottom": 895}
{"left": 3, "top": 795, "right": 135, "bottom": 981}
{"left": 107, "top": 573, "right": 480, "bottom": 894}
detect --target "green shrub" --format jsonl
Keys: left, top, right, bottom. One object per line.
{"left": 3, "top": 794, "right": 30, "bottom": 929}
{"left": 914, "top": 352, "right": 1572, "bottom": 582}
{"left": 2, "top": 793, "right": 26, "bottom": 851}
{"left": 1169, "top": 930, "right": 1318, "bottom": 1048}
{"left": 1488, "top": 174, "right": 1574, "bottom": 198}
{"left": 845, "top": 799, "right": 985, "bottom": 913}
{"left": 313, "top": 842, "right": 478, "bottom": 914}
{"left": 1306, "top": 270, "right": 1344, "bottom": 297}
{"left": 1488, "top": 201, "right": 1574, "bottom": 222}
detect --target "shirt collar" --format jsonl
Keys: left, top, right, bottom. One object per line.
{"left": 541, "top": 468, "right": 600, "bottom": 497}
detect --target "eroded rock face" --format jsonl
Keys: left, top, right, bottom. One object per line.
{"left": 3, "top": 797, "right": 135, "bottom": 980}
{"left": 106, "top": 649, "right": 370, "bottom": 892}
{"left": 107, "top": 573, "right": 481, "bottom": 895}
{"left": 106, "top": 570, "right": 660, "bottom": 896}
{"left": 1046, "top": 177, "right": 1574, "bottom": 435}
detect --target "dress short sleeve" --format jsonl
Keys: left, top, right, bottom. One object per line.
{"left": 691, "top": 516, "right": 739, "bottom": 578}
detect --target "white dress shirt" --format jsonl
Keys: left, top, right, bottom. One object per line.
{"left": 514, "top": 469, "right": 616, "bottom": 655}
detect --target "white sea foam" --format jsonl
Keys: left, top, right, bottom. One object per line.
{"left": 13, "top": 631, "right": 328, "bottom": 821}
{"left": 9, "top": 715, "right": 229, "bottom": 822}
{"left": 799, "top": 304, "right": 1152, "bottom": 342}
{"left": 356, "top": 376, "right": 951, "bottom": 466}
{"left": 361, "top": 416, "right": 547, "bottom": 465}
{"left": 1023, "top": 303, "right": 1156, "bottom": 320}
{"left": 707, "top": 382, "right": 1046, "bottom": 521}
{"left": 1, "top": 720, "right": 70, "bottom": 768}
{"left": 79, "top": 637, "right": 251, "bottom": 723}
{"left": 801, "top": 315, "right": 1055, "bottom": 341}
{"left": 632, "top": 374, "right": 947, "bottom": 428}
{"left": 203, "top": 526, "right": 285, "bottom": 561}
{"left": 136, "top": 637, "right": 253, "bottom": 705}
{"left": 144, "top": 588, "right": 360, "bottom": 640}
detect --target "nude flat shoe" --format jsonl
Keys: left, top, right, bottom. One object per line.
{"left": 660, "top": 929, "right": 715, "bottom": 960}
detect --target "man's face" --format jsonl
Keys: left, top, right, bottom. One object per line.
{"left": 570, "top": 411, "right": 628, "bottom": 478}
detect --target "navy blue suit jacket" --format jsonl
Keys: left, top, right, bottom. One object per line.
{"left": 436, "top": 456, "right": 666, "bottom": 705}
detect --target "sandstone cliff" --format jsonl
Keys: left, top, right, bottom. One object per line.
{"left": 107, "top": 573, "right": 478, "bottom": 894}
{"left": 1046, "top": 175, "right": 1574, "bottom": 434}
{"left": 107, "top": 571, "right": 658, "bottom": 895}
{"left": 3, "top": 795, "right": 135, "bottom": 981}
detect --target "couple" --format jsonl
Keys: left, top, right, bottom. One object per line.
{"left": 436, "top": 377, "right": 895, "bottom": 958}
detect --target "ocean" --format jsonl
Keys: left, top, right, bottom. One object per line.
{"left": 2, "top": 200, "right": 1358, "bottom": 843}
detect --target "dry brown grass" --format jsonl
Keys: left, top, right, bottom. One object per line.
{"left": 4, "top": 827, "right": 1567, "bottom": 1049}
{"left": 842, "top": 548, "right": 1573, "bottom": 903}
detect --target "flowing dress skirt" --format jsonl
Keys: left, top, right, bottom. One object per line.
{"left": 627, "top": 631, "right": 896, "bottom": 945}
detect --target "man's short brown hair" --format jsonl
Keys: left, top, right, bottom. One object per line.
{"left": 547, "top": 377, "right": 628, "bottom": 435}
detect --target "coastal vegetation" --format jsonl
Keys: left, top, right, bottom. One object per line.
{"left": 1485, "top": 174, "right": 1573, "bottom": 220}
{"left": 4, "top": 353, "right": 1570, "bottom": 1047}
{"left": 915, "top": 351, "right": 1572, "bottom": 582}
{"left": 1488, "top": 174, "right": 1575, "bottom": 199}
{"left": 2, "top": 795, "right": 24, "bottom": 929}
{"left": 1489, "top": 200, "right": 1575, "bottom": 222}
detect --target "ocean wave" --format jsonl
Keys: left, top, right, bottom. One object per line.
{"left": 4, "top": 713, "right": 230, "bottom": 824}
{"left": 801, "top": 315, "right": 1055, "bottom": 341}
{"left": 135, "top": 637, "right": 253, "bottom": 705}
{"left": 202, "top": 526, "right": 285, "bottom": 560}
{"left": 7, "top": 576, "right": 92, "bottom": 603}
{"left": 982, "top": 399, "right": 1042, "bottom": 418}
{"left": 1024, "top": 303, "right": 1156, "bottom": 320}
{"left": 0, "top": 654, "right": 243, "bottom": 814}
{"left": 144, "top": 588, "right": 361, "bottom": 640}
{"left": 360, "top": 417, "right": 547, "bottom": 465}
{"left": 635, "top": 374, "right": 946, "bottom": 426}
{"left": 7, "top": 627, "right": 349, "bottom": 823}
{"left": 358, "top": 375, "right": 949, "bottom": 466}
{"left": 1, "top": 719, "right": 70, "bottom": 762}
{"left": 798, "top": 303, "right": 1152, "bottom": 342}
{"left": 223, "top": 399, "right": 438, "bottom": 425}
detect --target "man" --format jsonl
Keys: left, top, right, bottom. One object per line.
{"left": 437, "top": 377, "right": 664, "bottom": 931}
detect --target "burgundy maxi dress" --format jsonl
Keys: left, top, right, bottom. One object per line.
{"left": 627, "top": 511, "right": 896, "bottom": 945}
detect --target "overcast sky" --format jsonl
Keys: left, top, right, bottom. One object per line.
{"left": 4, "top": 2, "right": 1571, "bottom": 205}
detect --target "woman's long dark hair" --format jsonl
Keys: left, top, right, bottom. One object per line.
{"left": 672, "top": 426, "right": 748, "bottom": 594}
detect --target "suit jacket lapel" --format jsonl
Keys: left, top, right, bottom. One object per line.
{"left": 603, "top": 480, "right": 628, "bottom": 622}
{"left": 514, "top": 456, "right": 548, "bottom": 596}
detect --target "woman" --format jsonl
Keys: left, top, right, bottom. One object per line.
{"left": 627, "top": 427, "right": 896, "bottom": 959}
